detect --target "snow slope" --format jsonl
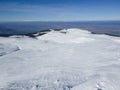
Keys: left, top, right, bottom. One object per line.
{"left": 0, "top": 28, "right": 120, "bottom": 90}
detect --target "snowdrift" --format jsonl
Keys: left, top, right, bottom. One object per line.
{"left": 0, "top": 28, "right": 120, "bottom": 90}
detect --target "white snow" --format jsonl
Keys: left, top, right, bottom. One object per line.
{"left": 37, "top": 28, "right": 94, "bottom": 44}
{"left": 0, "top": 28, "right": 120, "bottom": 90}
{"left": 114, "top": 39, "right": 120, "bottom": 43}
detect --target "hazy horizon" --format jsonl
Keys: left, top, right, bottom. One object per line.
{"left": 0, "top": 0, "right": 120, "bottom": 22}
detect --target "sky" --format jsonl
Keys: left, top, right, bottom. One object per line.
{"left": 0, "top": 0, "right": 120, "bottom": 21}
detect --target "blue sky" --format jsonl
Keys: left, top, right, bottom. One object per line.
{"left": 0, "top": 0, "right": 120, "bottom": 21}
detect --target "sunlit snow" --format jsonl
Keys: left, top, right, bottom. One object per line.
{"left": 0, "top": 28, "right": 120, "bottom": 90}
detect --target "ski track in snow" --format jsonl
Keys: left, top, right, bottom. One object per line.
{"left": 0, "top": 28, "right": 120, "bottom": 90}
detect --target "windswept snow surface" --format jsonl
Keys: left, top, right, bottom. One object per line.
{"left": 0, "top": 28, "right": 120, "bottom": 90}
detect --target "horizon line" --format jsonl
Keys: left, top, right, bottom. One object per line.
{"left": 0, "top": 20, "right": 120, "bottom": 23}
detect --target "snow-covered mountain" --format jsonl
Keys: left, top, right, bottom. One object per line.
{"left": 0, "top": 28, "right": 120, "bottom": 90}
